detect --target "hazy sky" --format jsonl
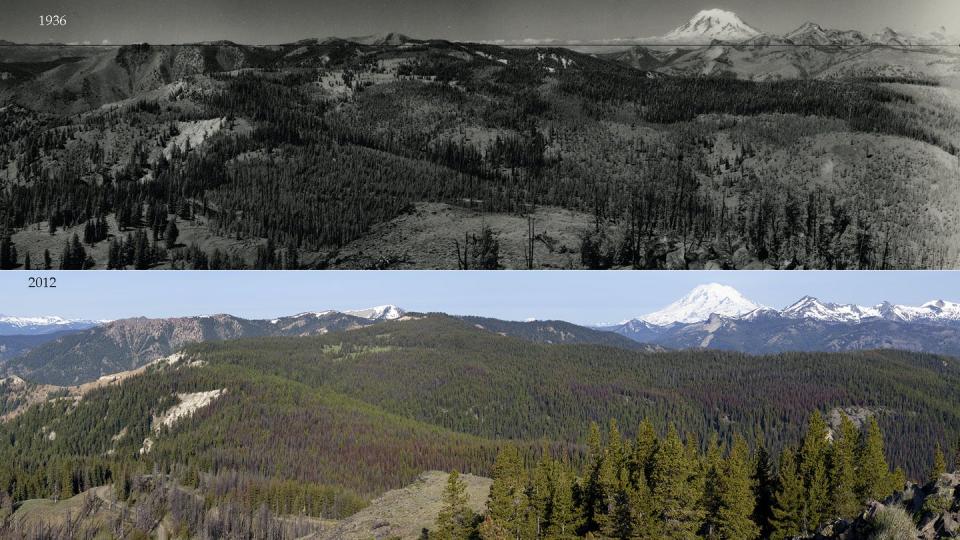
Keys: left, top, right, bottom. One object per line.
{"left": 2, "top": 0, "right": 958, "bottom": 44}
{"left": 1, "top": 271, "right": 958, "bottom": 324}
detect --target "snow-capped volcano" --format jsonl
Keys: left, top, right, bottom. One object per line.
{"left": 344, "top": 305, "right": 406, "bottom": 321}
{"left": 0, "top": 315, "right": 105, "bottom": 336}
{"left": 663, "top": 9, "right": 763, "bottom": 44}
{"left": 621, "top": 286, "right": 960, "bottom": 328}
{"left": 640, "top": 284, "right": 765, "bottom": 326}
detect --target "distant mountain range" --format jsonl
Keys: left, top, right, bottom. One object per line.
{"left": 0, "top": 305, "right": 659, "bottom": 385}
{"left": 603, "top": 9, "right": 960, "bottom": 81}
{"left": 622, "top": 283, "right": 960, "bottom": 326}
{"left": 603, "top": 284, "right": 960, "bottom": 355}
{"left": 6, "top": 287, "right": 960, "bottom": 385}
{"left": 0, "top": 315, "right": 104, "bottom": 336}
{"left": 2, "top": 9, "right": 957, "bottom": 104}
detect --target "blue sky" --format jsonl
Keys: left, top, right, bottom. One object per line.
{"left": 2, "top": 271, "right": 959, "bottom": 325}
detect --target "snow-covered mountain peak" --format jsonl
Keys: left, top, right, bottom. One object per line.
{"left": 781, "top": 297, "right": 882, "bottom": 323}
{"left": 664, "top": 9, "right": 763, "bottom": 43}
{"left": 918, "top": 300, "right": 960, "bottom": 319}
{"left": 640, "top": 283, "right": 764, "bottom": 326}
{"left": 0, "top": 315, "right": 106, "bottom": 336}
{"left": 344, "top": 305, "right": 406, "bottom": 321}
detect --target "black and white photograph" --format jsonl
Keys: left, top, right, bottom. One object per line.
{"left": 1, "top": 0, "right": 959, "bottom": 269}
{"left": 1, "top": 271, "right": 960, "bottom": 539}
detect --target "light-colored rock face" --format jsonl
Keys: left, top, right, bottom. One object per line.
{"left": 154, "top": 389, "right": 226, "bottom": 431}
{"left": 162, "top": 118, "right": 226, "bottom": 160}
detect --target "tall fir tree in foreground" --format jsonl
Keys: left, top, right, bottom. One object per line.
{"left": 857, "top": 418, "right": 895, "bottom": 502}
{"left": 770, "top": 448, "right": 805, "bottom": 540}
{"left": 435, "top": 471, "right": 475, "bottom": 540}
{"left": 931, "top": 443, "right": 947, "bottom": 483}
{"left": 488, "top": 446, "right": 530, "bottom": 537}
{"left": 650, "top": 426, "right": 703, "bottom": 540}
{"left": 711, "top": 436, "right": 759, "bottom": 540}
{"left": 751, "top": 445, "right": 776, "bottom": 539}
{"left": 829, "top": 415, "right": 860, "bottom": 519}
{"left": 798, "top": 411, "right": 830, "bottom": 532}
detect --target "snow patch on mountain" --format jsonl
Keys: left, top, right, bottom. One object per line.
{"left": 640, "top": 283, "right": 765, "bottom": 326}
{"left": 662, "top": 9, "right": 763, "bottom": 44}
{"left": 344, "top": 305, "right": 406, "bottom": 321}
{"left": 780, "top": 297, "right": 960, "bottom": 323}
{"left": 781, "top": 296, "right": 880, "bottom": 323}
{"left": 0, "top": 315, "right": 106, "bottom": 336}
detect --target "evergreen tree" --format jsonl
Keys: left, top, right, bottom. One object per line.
{"left": 857, "top": 418, "right": 893, "bottom": 502}
{"left": 23, "top": 251, "right": 31, "bottom": 270}
{"left": 702, "top": 433, "right": 724, "bottom": 538}
{"left": 628, "top": 472, "right": 658, "bottom": 540}
{"left": 751, "top": 445, "right": 776, "bottom": 539}
{"left": 529, "top": 454, "right": 552, "bottom": 537}
{"left": 165, "top": 217, "right": 180, "bottom": 250}
{"left": 597, "top": 419, "right": 626, "bottom": 536}
{"left": 486, "top": 446, "right": 528, "bottom": 538}
{"left": 829, "top": 415, "right": 860, "bottom": 519}
{"left": 931, "top": 443, "right": 946, "bottom": 483}
{"left": 582, "top": 422, "right": 605, "bottom": 531}
{"left": 954, "top": 436, "right": 960, "bottom": 474}
{"left": 435, "top": 471, "right": 475, "bottom": 540}
{"left": 547, "top": 462, "right": 577, "bottom": 539}
{"left": 770, "top": 448, "right": 805, "bottom": 540}
{"left": 713, "top": 437, "right": 759, "bottom": 540}
{"left": 650, "top": 425, "right": 703, "bottom": 540}
{"left": 284, "top": 243, "right": 300, "bottom": 270}
{"left": 0, "top": 235, "right": 16, "bottom": 269}
{"left": 108, "top": 237, "right": 122, "bottom": 269}
{"left": 43, "top": 249, "right": 52, "bottom": 270}
{"left": 631, "top": 419, "right": 657, "bottom": 488}
{"left": 134, "top": 229, "right": 151, "bottom": 269}
{"left": 59, "top": 463, "right": 73, "bottom": 501}
{"left": 799, "top": 411, "right": 830, "bottom": 530}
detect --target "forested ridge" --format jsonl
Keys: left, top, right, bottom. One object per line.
{"left": 178, "top": 316, "right": 960, "bottom": 478}
{"left": 2, "top": 39, "right": 959, "bottom": 268}
{"left": 1, "top": 315, "right": 959, "bottom": 537}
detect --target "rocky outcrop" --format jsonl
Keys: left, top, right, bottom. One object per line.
{"left": 816, "top": 472, "right": 960, "bottom": 539}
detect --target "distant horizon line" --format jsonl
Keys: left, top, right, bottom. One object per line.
{"left": 4, "top": 286, "right": 959, "bottom": 328}
{"left": 1, "top": 41, "right": 957, "bottom": 48}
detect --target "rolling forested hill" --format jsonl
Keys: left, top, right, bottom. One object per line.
{"left": 1, "top": 37, "right": 959, "bottom": 269}
{"left": 175, "top": 315, "right": 960, "bottom": 477}
{"left": 0, "top": 310, "right": 661, "bottom": 385}
{"left": 1, "top": 314, "right": 959, "bottom": 537}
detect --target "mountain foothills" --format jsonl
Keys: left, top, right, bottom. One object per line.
{"left": 1, "top": 314, "right": 960, "bottom": 538}
{"left": 0, "top": 306, "right": 659, "bottom": 385}
{"left": 6, "top": 283, "right": 960, "bottom": 384}
{"left": 1, "top": 9, "right": 960, "bottom": 269}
